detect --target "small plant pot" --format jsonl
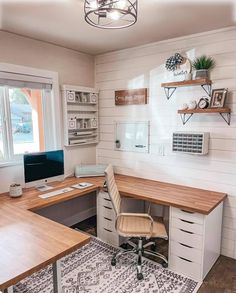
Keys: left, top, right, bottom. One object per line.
{"left": 195, "top": 69, "right": 209, "bottom": 80}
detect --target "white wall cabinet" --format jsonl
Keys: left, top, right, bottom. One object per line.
{"left": 62, "top": 85, "right": 99, "bottom": 146}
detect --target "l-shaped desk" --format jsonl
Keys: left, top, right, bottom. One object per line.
{"left": 0, "top": 174, "right": 227, "bottom": 292}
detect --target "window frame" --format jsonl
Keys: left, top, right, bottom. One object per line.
{"left": 0, "top": 63, "right": 61, "bottom": 167}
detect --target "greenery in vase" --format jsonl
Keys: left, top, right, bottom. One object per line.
{"left": 192, "top": 55, "right": 216, "bottom": 71}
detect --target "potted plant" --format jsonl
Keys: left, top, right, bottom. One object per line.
{"left": 192, "top": 55, "right": 215, "bottom": 79}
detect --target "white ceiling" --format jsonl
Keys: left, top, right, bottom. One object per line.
{"left": 0, "top": 0, "right": 235, "bottom": 55}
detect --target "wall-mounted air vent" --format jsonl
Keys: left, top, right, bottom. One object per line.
{"left": 172, "top": 132, "right": 209, "bottom": 155}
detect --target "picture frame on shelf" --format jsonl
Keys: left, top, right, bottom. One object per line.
{"left": 210, "top": 88, "right": 228, "bottom": 108}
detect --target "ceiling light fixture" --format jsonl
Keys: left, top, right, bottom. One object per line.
{"left": 84, "top": 0, "right": 138, "bottom": 29}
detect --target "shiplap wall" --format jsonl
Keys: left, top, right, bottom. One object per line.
{"left": 95, "top": 27, "right": 236, "bottom": 259}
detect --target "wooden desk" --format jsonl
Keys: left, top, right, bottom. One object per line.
{"left": 0, "top": 174, "right": 227, "bottom": 290}
{"left": 0, "top": 202, "right": 90, "bottom": 292}
{"left": 0, "top": 175, "right": 226, "bottom": 214}
{"left": 113, "top": 175, "right": 226, "bottom": 214}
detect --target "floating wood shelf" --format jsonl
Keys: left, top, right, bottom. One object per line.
{"left": 178, "top": 107, "right": 230, "bottom": 114}
{"left": 161, "top": 79, "right": 212, "bottom": 88}
{"left": 161, "top": 78, "right": 212, "bottom": 99}
{"left": 178, "top": 107, "right": 231, "bottom": 125}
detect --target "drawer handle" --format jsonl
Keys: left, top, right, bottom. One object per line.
{"left": 180, "top": 218, "right": 194, "bottom": 224}
{"left": 180, "top": 229, "right": 193, "bottom": 234}
{"left": 103, "top": 198, "right": 111, "bottom": 202}
{"left": 103, "top": 205, "right": 112, "bottom": 210}
{"left": 104, "top": 228, "right": 112, "bottom": 233}
{"left": 181, "top": 209, "right": 194, "bottom": 214}
{"left": 104, "top": 217, "right": 112, "bottom": 221}
{"left": 178, "top": 256, "right": 193, "bottom": 263}
{"left": 179, "top": 242, "right": 193, "bottom": 249}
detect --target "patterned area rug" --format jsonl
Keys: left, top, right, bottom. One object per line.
{"left": 15, "top": 237, "right": 200, "bottom": 293}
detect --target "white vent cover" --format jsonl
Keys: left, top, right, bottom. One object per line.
{"left": 172, "top": 132, "right": 209, "bottom": 155}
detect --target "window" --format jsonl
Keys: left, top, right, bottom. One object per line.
{"left": 0, "top": 71, "right": 56, "bottom": 163}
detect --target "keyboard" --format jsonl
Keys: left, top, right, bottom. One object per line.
{"left": 39, "top": 187, "right": 74, "bottom": 199}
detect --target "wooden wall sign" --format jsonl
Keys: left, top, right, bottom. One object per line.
{"left": 115, "top": 88, "right": 148, "bottom": 105}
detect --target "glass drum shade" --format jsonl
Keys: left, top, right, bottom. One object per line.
{"left": 84, "top": 0, "right": 138, "bottom": 29}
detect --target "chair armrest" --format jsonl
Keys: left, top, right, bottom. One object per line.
{"left": 116, "top": 213, "right": 154, "bottom": 236}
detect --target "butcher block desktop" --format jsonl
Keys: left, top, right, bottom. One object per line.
{"left": 0, "top": 173, "right": 227, "bottom": 291}
{"left": 0, "top": 175, "right": 226, "bottom": 214}
{"left": 0, "top": 204, "right": 89, "bottom": 292}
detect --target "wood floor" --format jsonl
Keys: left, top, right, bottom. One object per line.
{"left": 73, "top": 216, "right": 236, "bottom": 293}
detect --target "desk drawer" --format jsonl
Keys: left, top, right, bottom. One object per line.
{"left": 171, "top": 227, "right": 203, "bottom": 250}
{"left": 98, "top": 215, "right": 116, "bottom": 232}
{"left": 171, "top": 217, "right": 204, "bottom": 235}
{"left": 99, "top": 204, "right": 116, "bottom": 221}
{"left": 97, "top": 227, "right": 119, "bottom": 247}
{"left": 98, "top": 191, "right": 111, "bottom": 200}
{"left": 170, "top": 254, "right": 202, "bottom": 281}
{"left": 171, "top": 207, "right": 204, "bottom": 225}
{"left": 170, "top": 241, "right": 202, "bottom": 264}
{"left": 97, "top": 194, "right": 113, "bottom": 209}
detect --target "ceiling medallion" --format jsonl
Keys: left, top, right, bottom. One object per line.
{"left": 84, "top": 0, "right": 138, "bottom": 29}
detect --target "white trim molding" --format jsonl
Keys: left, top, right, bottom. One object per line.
{"left": 0, "top": 62, "right": 62, "bottom": 155}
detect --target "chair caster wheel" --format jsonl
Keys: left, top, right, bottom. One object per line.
{"left": 162, "top": 261, "right": 168, "bottom": 268}
{"left": 137, "top": 273, "right": 143, "bottom": 280}
{"left": 111, "top": 258, "right": 116, "bottom": 266}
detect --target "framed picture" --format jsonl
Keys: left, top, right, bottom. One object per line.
{"left": 210, "top": 88, "right": 228, "bottom": 108}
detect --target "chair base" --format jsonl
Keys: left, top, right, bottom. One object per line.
{"left": 111, "top": 238, "right": 168, "bottom": 280}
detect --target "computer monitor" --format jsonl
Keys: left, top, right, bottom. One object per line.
{"left": 24, "top": 150, "right": 64, "bottom": 191}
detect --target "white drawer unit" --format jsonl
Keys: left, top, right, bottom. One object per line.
{"left": 97, "top": 226, "right": 120, "bottom": 247}
{"left": 170, "top": 254, "right": 202, "bottom": 281}
{"left": 171, "top": 217, "right": 204, "bottom": 235}
{"left": 97, "top": 192, "right": 113, "bottom": 209}
{"left": 170, "top": 227, "right": 203, "bottom": 250}
{"left": 169, "top": 241, "right": 202, "bottom": 264}
{"left": 169, "top": 203, "right": 223, "bottom": 281}
{"left": 99, "top": 204, "right": 116, "bottom": 222}
{"left": 97, "top": 191, "right": 124, "bottom": 246}
{"left": 171, "top": 207, "right": 204, "bottom": 224}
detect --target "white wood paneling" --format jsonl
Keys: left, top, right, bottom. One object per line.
{"left": 96, "top": 27, "right": 236, "bottom": 259}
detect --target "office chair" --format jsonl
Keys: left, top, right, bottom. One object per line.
{"left": 104, "top": 165, "right": 168, "bottom": 280}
